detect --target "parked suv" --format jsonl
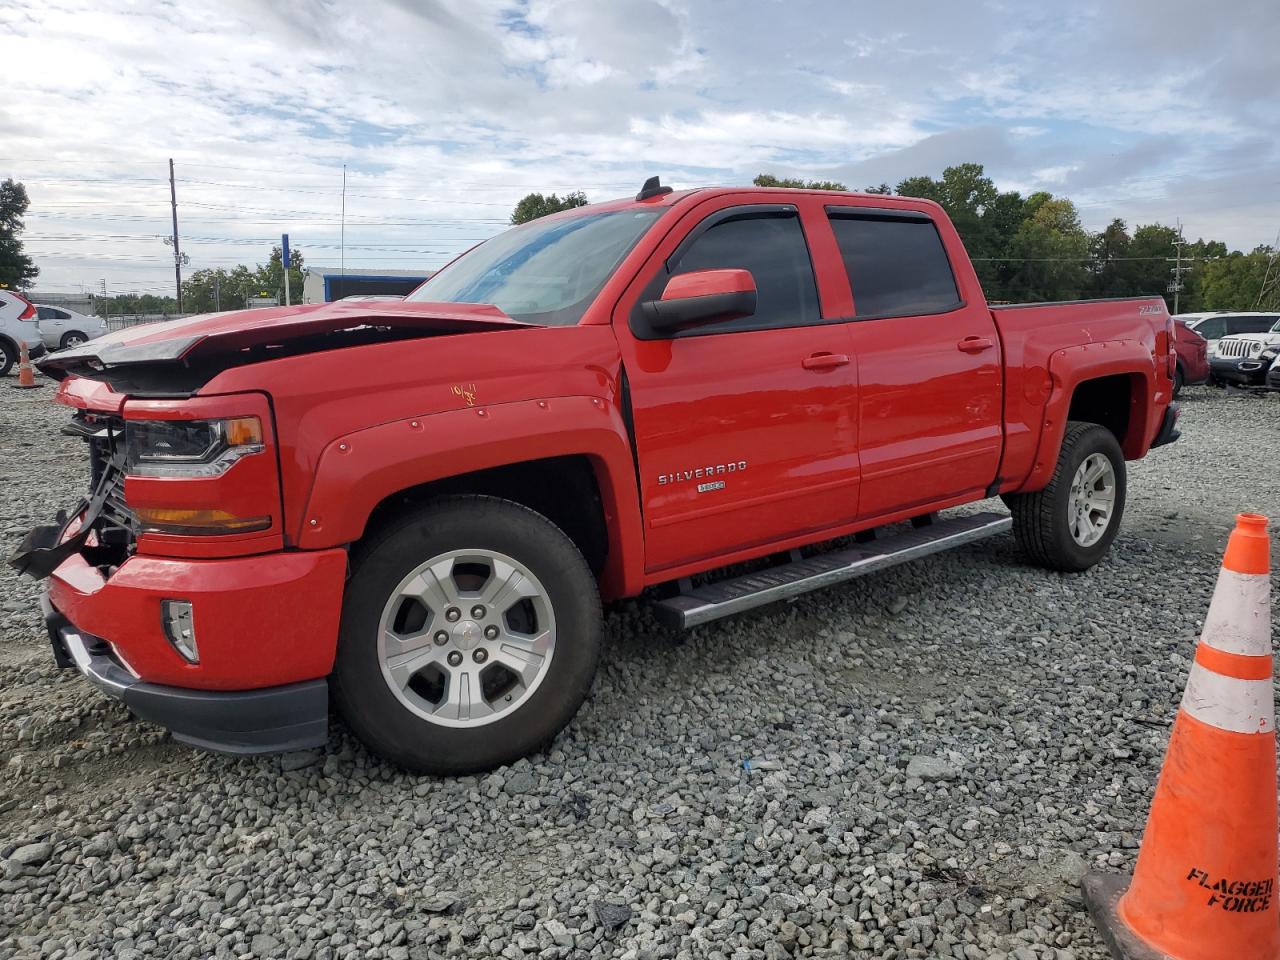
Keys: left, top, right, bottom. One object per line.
{"left": 1174, "top": 312, "right": 1279, "bottom": 359}
{"left": 0, "top": 289, "right": 47, "bottom": 375}
{"left": 1210, "top": 316, "right": 1280, "bottom": 388}
{"left": 37, "top": 305, "right": 109, "bottom": 351}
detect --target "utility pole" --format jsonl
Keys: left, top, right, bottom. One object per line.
{"left": 1166, "top": 219, "right": 1188, "bottom": 314}
{"left": 168, "top": 158, "right": 183, "bottom": 312}
{"left": 340, "top": 163, "right": 347, "bottom": 278}
{"left": 213, "top": 272, "right": 221, "bottom": 312}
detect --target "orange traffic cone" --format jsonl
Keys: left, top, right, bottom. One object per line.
{"left": 13, "top": 341, "right": 39, "bottom": 389}
{"left": 1082, "top": 513, "right": 1276, "bottom": 960}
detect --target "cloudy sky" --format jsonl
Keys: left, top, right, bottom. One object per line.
{"left": 4, "top": 0, "right": 1278, "bottom": 295}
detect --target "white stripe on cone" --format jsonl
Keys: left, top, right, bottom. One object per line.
{"left": 1180, "top": 663, "right": 1275, "bottom": 734}
{"left": 1200, "top": 568, "right": 1272, "bottom": 657}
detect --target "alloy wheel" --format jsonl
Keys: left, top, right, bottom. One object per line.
{"left": 1068, "top": 453, "right": 1116, "bottom": 547}
{"left": 376, "top": 549, "right": 556, "bottom": 728}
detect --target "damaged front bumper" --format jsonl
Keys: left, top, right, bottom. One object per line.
{"left": 40, "top": 592, "right": 329, "bottom": 755}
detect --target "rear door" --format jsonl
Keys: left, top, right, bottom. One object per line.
{"left": 822, "top": 204, "right": 1003, "bottom": 519}
{"left": 612, "top": 198, "right": 861, "bottom": 575}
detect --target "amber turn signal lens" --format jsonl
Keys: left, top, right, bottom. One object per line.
{"left": 224, "top": 416, "right": 263, "bottom": 446}
{"left": 135, "top": 507, "right": 271, "bottom": 536}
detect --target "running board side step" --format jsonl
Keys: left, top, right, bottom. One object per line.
{"left": 650, "top": 512, "right": 1012, "bottom": 629}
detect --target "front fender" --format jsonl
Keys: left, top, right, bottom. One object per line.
{"left": 296, "top": 395, "right": 645, "bottom": 598}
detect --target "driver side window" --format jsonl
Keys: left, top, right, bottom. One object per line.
{"left": 666, "top": 212, "right": 820, "bottom": 334}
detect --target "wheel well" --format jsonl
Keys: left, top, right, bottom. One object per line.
{"left": 1067, "top": 374, "right": 1135, "bottom": 449}
{"left": 363, "top": 455, "right": 610, "bottom": 577}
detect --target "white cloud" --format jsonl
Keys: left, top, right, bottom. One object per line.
{"left": 3, "top": 0, "right": 1276, "bottom": 293}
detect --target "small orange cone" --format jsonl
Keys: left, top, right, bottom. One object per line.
{"left": 13, "top": 341, "right": 40, "bottom": 389}
{"left": 1083, "top": 513, "right": 1276, "bottom": 960}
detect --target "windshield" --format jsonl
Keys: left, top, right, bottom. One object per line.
{"left": 407, "top": 208, "right": 662, "bottom": 325}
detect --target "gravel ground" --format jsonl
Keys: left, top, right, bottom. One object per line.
{"left": 1, "top": 380, "right": 1277, "bottom": 960}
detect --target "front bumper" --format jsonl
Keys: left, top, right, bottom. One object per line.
{"left": 42, "top": 594, "right": 328, "bottom": 754}
{"left": 1211, "top": 355, "right": 1271, "bottom": 387}
{"left": 13, "top": 511, "right": 347, "bottom": 755}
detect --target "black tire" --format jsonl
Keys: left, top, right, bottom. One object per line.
{"left": 332, "top": 495, "right": 603, "bottom": 774}
{"left": 60, "top": 331, "right": 87, "bottom": 350}
{"left": 0, "top": 339, "right": 13, "bottom": 377}
{"left": 1006, "top": 421, "right": 1126, "bottom": 572}
{"left": 1173, "top": 364, "right": 1184, "bottom": 398}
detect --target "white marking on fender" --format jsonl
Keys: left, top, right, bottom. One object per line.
{"left": 1180, "top": 663, "right": 1275, "bottom": 734}
{"left": 1200, "top": 569, "right": 1272, "bottom": 657}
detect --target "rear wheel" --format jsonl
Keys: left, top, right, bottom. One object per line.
{"left": 59, "top": 331, "right": 87, "bottom": 350}
{"left": 1173, "top": 364, "right": 1184, "bottom": 398}
{"left": 332, "top": 496, "right": 602, "bottom": 774}
{"left": 1007, "top": 421, "right": 1126, "bottom": 572}
{"left": 0, "top": 340, "right": 13, "bottom": 377}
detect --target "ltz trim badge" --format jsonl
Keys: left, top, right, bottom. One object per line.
{"left": 657, "top": 460, "right": 747, "bottom": 493}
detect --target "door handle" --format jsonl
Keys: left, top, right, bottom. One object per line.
{"left": 957, "top": 336, "right": 995, "bottom": 353}
{"left": 802, "top": 352, "right": 850, "bottom": 370}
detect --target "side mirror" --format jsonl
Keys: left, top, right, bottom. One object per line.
{"left": 640, "top": 269, "right": 757, "bottom": 334}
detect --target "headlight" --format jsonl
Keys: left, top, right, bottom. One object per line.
{"left": 1249, "top": 341, "right": 1264, "bottom": 357}
{"left": 126, "top": 417, "right": 263, "bottom": 478}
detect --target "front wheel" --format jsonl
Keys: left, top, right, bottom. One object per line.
{"left": 332, "top": 495, "right": 603, "bottom": 774}
{"left": 1007, "top": 421, "right": 1127, "bottom": 572}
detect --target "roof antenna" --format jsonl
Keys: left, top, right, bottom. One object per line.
{"left": 636, "top": 176, "right": 673, "bottom": 201}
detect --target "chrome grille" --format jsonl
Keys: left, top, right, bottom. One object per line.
{"left": 1215, "top": 338, "right": 1260, "bottom": 359}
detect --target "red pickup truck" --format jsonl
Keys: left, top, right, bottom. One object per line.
{"left": 14, "top": 179, "right": 1180, "bottom": 774}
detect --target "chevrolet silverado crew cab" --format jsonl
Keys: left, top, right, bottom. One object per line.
{"left": 12, "top": 179, "right": 1181, "bottom": 774}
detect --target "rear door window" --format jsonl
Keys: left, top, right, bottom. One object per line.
{"left": 1228, "top": 316, "right": 1278, "bottom": 334}
{"left": 826, "top": 208, "right": 961, "bottom": 318}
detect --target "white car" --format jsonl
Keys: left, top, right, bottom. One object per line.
{"left": 1173, "top": 312, "right": 1279, "bottom": 356}
{"left": 36, "top": 304, "right": 109, "bottom": 351}
{"left": 0, "top": 289, "right": 46, "bottom": 376}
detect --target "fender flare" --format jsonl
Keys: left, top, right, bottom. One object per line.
{"left": 1021, "top": 340, "right": 1158, "bottom": 492}
{"left": 296, "top": 395, "right": 646, "bottom": 598}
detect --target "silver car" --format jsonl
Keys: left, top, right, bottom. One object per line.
{"left": 36, "top": 305, "right": 109, "bottom": 351}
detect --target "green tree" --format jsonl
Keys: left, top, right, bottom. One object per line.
{"left": 864, "top": 183, "right": 892, "bottom": 195}
{"left": 1088, "top": 219, "right": 1135, "bottom": 297}
{"left": 256, "top": 245, "right": 306, "bottom": 304}
{"left": 1197, "top": 248, "right": 1276, "bottom": 310}
{"left": 753, "top": 174, "right": 848, "bottom": 191}
{"left": 510, "top": 191, "right": 588, "bottom": 225}
{"left": 1005, "top": 197, "right": 1090, "bottom": 302}
{"left": 0, "top": 179, "right": 38, "bottom": 290}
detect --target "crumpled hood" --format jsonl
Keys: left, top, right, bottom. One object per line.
{"left": 37, "top": 300, "right": 531, "bottom": 373}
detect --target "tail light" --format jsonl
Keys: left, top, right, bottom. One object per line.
{"left": 1166, "top": 315, "right": 1177, "bottom": 379}
{"left": 13, "top": 292, "right": 36, "bottom": 322}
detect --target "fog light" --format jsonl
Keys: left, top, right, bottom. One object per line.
{"left": 161, "top": 600, "right": 199, "bottom": 663}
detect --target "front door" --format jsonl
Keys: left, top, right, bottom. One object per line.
{"left": 613, "top": 201, "right": 861, "bottom": 575}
